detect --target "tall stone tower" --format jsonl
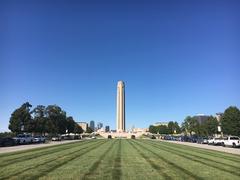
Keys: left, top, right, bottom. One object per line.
{"left": 116, "top": 81, "right": 125, "bottom": 132}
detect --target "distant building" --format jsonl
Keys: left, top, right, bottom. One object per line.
{"left": 97, "top": 122, "right": 103, "bottom": 130}
{"left": 105, "top": 126, "right": 110, "bottom": 132}
{"left": 193, "top": 114, "right": 210, "bottom": 124}
{"left": 90, "top": 120, "right": 95, "bottom": 131}
{"left": 97, "top": 127, "right": 105, "bottom": 133}
{"left": 132, "top": 128, "right": 148, "bottom": 133}
{"left": 77, "top": 122, "right": 88, "bottom": 132}
{"left": 153, "top": 122, "right": 169, "bottom": 126}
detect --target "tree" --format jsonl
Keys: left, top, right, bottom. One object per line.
{"left": 174, "top": 122, "right": 181, "bottom": 133}
{"left": 9, "top": 102, "right": 32, "bottom": 133}
{"left": 31, "top": 105, "right": 47, "bottom": 135}
{"left": 221, "top": 106, "right": 240, "bottom": 136}
{"left": 168, "top": 121, "right": 181, "bottom": 134}
{"left": 158, "top": 125, "right": 170, "bottom": 134}
{"left": 86, "top": 127, "right": 93, "bottom": 133}
{"left": 202, "top": 116, "right": 218, "bottom": 136}
{"left": 182, "top": 116, "right": 201, "bottom": 136}
{"left": 45, "top": 105, "right": 67, "bottom": 134}
{"left": 74, "top": 124, "right": 83, "bottom": 134}
{"left": 181, "top": 116, "right": 192, "bottom": 135}
{"left": 168, "top": 121, "right": 175, "bottom": 134}
{"left": 149, "top": 125, "right": 157, "bottom": 134}
{"left": 66, "top": 116, "right": 76, "bottom": 133}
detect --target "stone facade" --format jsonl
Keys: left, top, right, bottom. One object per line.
{"left": 116, "top": 81, "right": 125, "bottom": 132}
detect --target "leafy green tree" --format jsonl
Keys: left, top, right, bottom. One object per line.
{"left": 182, "top": 116, "right": 201, "bottom": 136}
{"left": 174, "top": 122, "right": 181, "bottom": 133}
{"left": 202, "top": 116, "right": 218, "bottom": 136}
{"left": 168, "top": 121, "right": 175, "bottom": 134}
{"left": 74, "top": 124, "right": 83, "bottom": 134}
{"left": 158, "top": 125, "right": 170, "bottom": 134}
{"left": 66, "top": 116, "right": 76, "bottom": 133}
{"left": 168, "top": 121, "right": 181, "bottom": 134}
{"left": 9, "top": 102, "right": 32, "bottom": 133}
{"left": 149, "top": 125, "right": 157, "bottom": 134}
{"left": 181, "top": 116, "right": 192, "bottom": 135}
{"left": 221, "top": 106, "right": 240, "bottom": 136}
{"left": 31, "top": 105, "right": 47, "bottom": 135}
{"left": 149, "top": 125, "right": 170, "bottom": 134}
{"left": 45, "top": 105, "right": 67, "bottom": 134}
{"left": 86, "top": 127, "right": 93, "bottom": 133}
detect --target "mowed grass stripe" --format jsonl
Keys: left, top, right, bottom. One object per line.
{"left": 112, "top": 139, "right": 122, "bottom": 180}
{"left": 0, "top": 140, "right": 86, "bottom": 159}
{"left": 160, "top": 141, "right": 240, "bottom": 163}
{"left": 0, "top": 140, "right": 95, "bottom": 167}
{"left": 0, "top": 140, "right": 106, "bottom": 179}
{"left": 0, "top": 140, "right": 102, "bottom": 176}
{"left": 82, "top": 139, "right": 118, "bottom": 179}
{"left": 0, "top": 139, "right": 239, "bottom": 179}
{"left": 127, "top": 140, "right": 172, "bottom": 180}
{"left": 32, "top": 140, "right": 109, "bottom": 180}
{"left": 132, "top": 140, "right": 204, "bottom": 180}
{"left": 48, "top": 139, "right": 121, "bottom": 179}
{"left": 145, "top": 140, "right": 240, "bottom": 174}
{"left": 139, "top": 140, "right": 240, "bottom": 179}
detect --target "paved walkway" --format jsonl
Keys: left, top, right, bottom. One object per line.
{"left": 0, "top": 139, "right": 83, "bottom": 154}
{"left": 161, "top": 140, "right": 240, "bottom": 155}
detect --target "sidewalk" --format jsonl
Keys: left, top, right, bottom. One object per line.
{"left": 0, "top": 139, "right": 83, "bottom": 154}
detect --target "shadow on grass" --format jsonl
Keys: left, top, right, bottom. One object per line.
{"left": 0, "top": 140, "right": 94, "bottom": 168}
{"left": 160, "top": 141, "right": 240, "bottom": 163}
{"left": 127, "top": 140, "right": 172, "bottom": 180}
{"left": 133, "top": 140, "right": 204, "bottom": 180}
{"left": 144, "top": 140, "right": 240, "bottom": 177}
{"left": 82, "top": 140, "right": 118, "bottom": 179}
{"left": 0, "top": 140, "right": 106, "bottom": 180}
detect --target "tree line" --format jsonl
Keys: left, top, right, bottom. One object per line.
{"left": 181, "top": 106, "right": 240, "bottom": 136}
{"left": 9, "top": 102, "right": 83, "bottom": 135}
{"left": 149, "top": 121, "right": 181, "bottom": 134}
{"left": 149, "top": 106, "right": 240, "bottom": 136}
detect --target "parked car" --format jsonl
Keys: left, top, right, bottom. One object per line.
{"left": 33, "top": 136, "right": 46, "bottom": 143}
{"left": 52, "top": 136, "right": 62, "bottom": 141}
{"left": 197, "top": 137, "right": 208, "bottom": 144}
{"left": 222, "top": 136, "right": 240, "bottom": 148}
{"left": 14, "top": 134, "right": 33, "bottom": 144}
{"left": 164, "top": 135, "right": 172, "bottom": 140}
{"left": 0, "top": 137, "right": 16, "bottom": 147}
{"left": 208, "top": 137, "right": 222, "bottom": 145}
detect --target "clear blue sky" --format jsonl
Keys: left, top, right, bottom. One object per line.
{"left": 0, "top": 0, "right": 240, "bottom": 132}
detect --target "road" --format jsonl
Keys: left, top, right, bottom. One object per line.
{"left": 161, "top": 140, "right": 240, "bottom": 155}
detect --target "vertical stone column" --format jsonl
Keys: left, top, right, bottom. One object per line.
{"left": 116, "top": 81, "right": 125, "bottom": 132}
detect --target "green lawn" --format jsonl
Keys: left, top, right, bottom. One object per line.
{"left": 0, "top": 139, "right": 240, "bottom": 179}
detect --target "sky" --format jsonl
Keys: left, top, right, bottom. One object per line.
{"left": 0, "top": 0, "right": 240, "bottom": 132}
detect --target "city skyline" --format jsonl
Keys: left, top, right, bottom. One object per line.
{"left": 1, "top": 0, "right": 240, "bottom": 132}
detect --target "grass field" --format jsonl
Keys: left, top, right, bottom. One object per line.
{"left": 0, "top": 139, "right": 240, "bottom": 180}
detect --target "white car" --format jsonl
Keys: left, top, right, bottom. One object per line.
{"left": 33, "top": 136, "right": 46, "bottom": 143}
{"left": 208, "top": 138, "right": 222, "bottom": 145}
{"left": 222, "top": 136, "right": 240, "bottom": 148}
{"left": 52, "top": 136, "right": 62, "bottom": 141}
{"left": 14, "top": 134, "right": 33, "bottom": 144}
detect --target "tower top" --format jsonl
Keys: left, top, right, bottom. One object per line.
{"left": 117, "top": 80, "right": 125, "bottom": 86}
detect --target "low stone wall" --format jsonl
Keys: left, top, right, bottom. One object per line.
{"left": 99, "top": 132, "right": 144, "bottom": 139}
